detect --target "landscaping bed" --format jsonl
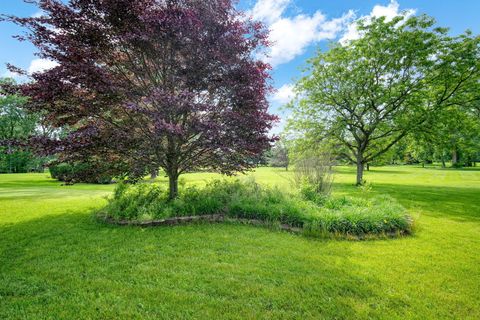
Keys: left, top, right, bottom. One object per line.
{"left": 98, "top": 179, "right": 413, "bottom": 239}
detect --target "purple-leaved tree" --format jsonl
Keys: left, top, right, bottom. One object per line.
{"left": 4, "top": 0, "right": 277, "bottom": 198}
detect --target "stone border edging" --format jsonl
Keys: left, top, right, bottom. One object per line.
{"left": 100, "top": 213, "right": 412, "bottom": 240}
{"left": 102, "top": 214, "right": 304, "bottom": 233}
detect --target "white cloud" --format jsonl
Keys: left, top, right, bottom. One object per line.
{"left": 371, "top": 0, "right": 408, "bottom": 20}
{"left": 340, "top": 0, "right": 416, "bottom": 44}
{"left": 271, "top": 84, "right": 295, "bottom": 104}
{"left": 249, "top": 0, "right": 354, "bottom": 67}
{"left": 28, "top": 59, "right": 58, "bottom": 74}
{"left": 248, "top": 0, "right": 291, "bottom": 25}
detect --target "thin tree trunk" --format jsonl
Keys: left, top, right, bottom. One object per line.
{"left": 168, "top": 174, "right": 179, "bottom": 200}
{"left": 7, "top": 145, "right": 12, "bottom": 173}
{"left": 452, "top": 148, "right": 458, "bottom": 165}
{"left": 356, "top": 155, "right": 364, "bottom": 186}
{"left": 366, "top": 163, "right": 370, "bottom": 171}
{"left": 150, "top": 168, "right": 158, "bottom": 180}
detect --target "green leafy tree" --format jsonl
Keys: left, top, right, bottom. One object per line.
{"left": 412, "top": 105, "right": 480, "bottom": 167}
{"left": 287, "top": 15, "right": 480, "bottom": 185}
{"left": 268, "top": 140, "right": 289, "bottom": 170}
{"left": 0, "top": 78, "right": 39, "bottom": 173}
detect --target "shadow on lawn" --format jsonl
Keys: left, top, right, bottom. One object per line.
{"left": 0, "top": 188, "right": 110, "bottom": 202}
{"left": 0, "top": 211, "right": 395, "bottom": 319}
{"left": 400, "top": 166, "right": 480, "bottom": 172}
{"left": 334, "top": 165, "right": 480, "bottom": 174}
{"left": 0, "top": 178, "right": 59, "bottom": 188}
{"left": 364, "top": 168, "right": 411, "bottom": 174}
{"left": 333, "top": 166, "right": 412, "bottom": 175}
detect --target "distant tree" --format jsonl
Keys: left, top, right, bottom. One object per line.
{"left": 413, "top": 105, "right": 480, "bottom": 167}
{"left": 0, "top": 78, "right": 39, "bottom": 173}
{"left": 406, "top": 137, "right": 434, "bottom": 167}
{"left": 5, "top": 0, "right": 277, "bottom": 198}
{"left": 269, "top": 140, "right": 289, "bottom": 170}
{"left": 287, "top": 15, "right": 480, "bottom": 185}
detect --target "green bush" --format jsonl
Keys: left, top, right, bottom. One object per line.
{"left": 49, "top": 162, "right": 113, "bottom": 184}
{"left": 49, "top": 163, "right": 79, "bottom": 182}
{"left": 99, "top": 179, "right": 412, "bottom": 238}
{"left": 451, "top": 162, "right": 465, "bottom": 168}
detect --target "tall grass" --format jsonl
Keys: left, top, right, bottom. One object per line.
{"left": 100, "top": 178, "right": 412, "bottom": 238}
{"left": 292, "top": 154, "right": 334, "bottom": 197}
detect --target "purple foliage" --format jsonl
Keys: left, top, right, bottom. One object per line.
{"left": 4, "top": 0, "right": 278, "bottom": 198}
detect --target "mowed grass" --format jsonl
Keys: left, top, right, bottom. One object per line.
{"left": 1, "top": 166, "right": 479, "bottom": 319}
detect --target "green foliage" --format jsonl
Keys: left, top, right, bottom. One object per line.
{"left": 305, "top": 195, "right": 411, "bottom": 237}
{"left": 49, "top": 162, "right": 113, "bottom": 184}
{"left": 0, "top": 78, "right": 46, "bottom": 173}
{"left": 0, "top": 150, "right": 33, "bottom": 173}
{"left": 298, "top": 180, "right": 329, "bottom": 204}
{"left": 0, "top": 79, "right": 33, "bottom": 141}
{"left": 268, "top": 140, "right": 289, "bottom": 169}
{"left": 286, "top": 15, "right": 480, "bottom": 184}
{"left": 420, "top": 106, "right": 480, "bottom": 167}
{"left": 101, "top": 178, "right": 412, "bottom": 237}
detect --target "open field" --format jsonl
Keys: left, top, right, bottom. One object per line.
{"left": 1, "top": 166, "right": 480, "bottom": 319}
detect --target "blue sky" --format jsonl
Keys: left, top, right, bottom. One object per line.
{"left": 1, "top": 0, "right": 480, "bottom": 131}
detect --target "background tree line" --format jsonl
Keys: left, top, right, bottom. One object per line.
{"left": 0, "top": 78, "right": 51, "bottom": 173}
{"left": 2, "top": 10, "right": 480, "bottom": 189}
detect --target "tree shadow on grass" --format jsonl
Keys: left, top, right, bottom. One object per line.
{"left": 0, "top": 179, "right": 59, "bottom": 189}
{"left": 333, "top": 166, "right": 412, "bottom": 175}
{"left": 422, "top": 167, "right": 480, "bottom": 172}
{"left": 365, "top": 169, "right": 410, "bottom": 174}
{"left": 0, "top": 189, "right": 110, "bottom": 202}
{"left": 0, "top": 210, "right": 397, "bottom": 319}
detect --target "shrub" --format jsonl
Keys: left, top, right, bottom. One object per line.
{"left": 50, "top": 163, "right": 79, "bottom": 182}
{"left": 49, "top": 162, "right": 113, "bottom": 184}
{"left": 451, "top": 162, "right": 464, "bottom": 168}
{"left": 99, "top": 179, "right": 412, "bottom": 239}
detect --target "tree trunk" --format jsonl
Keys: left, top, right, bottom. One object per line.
{"left": 356, "top": 156, "right": 364, "bottom": 186}
{"left": 366, "top": 163, "right": 370, "bottom": 171}
{"left": 150, "top": 168, "right": 158, "bottom": 180}
{"left": 168, "top": 174, "right": 179, "bottom": 200}
{"left": 7, "top": 145, "right": 12, "bottom": 174}
{"left": 452, "top": 148, "right": 458, "bottom": 165}
{"left": 441, "top": 155, "right": 446, "bottom": 168}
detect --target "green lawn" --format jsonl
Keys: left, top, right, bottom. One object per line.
{"left": 1, "top": 166, "right": 479, "bottom": 319}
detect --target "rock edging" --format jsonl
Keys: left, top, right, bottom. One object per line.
{"left": 102, "top": 214, "right": 304, "bottom": 233}
{"left": 100, "top": 214, "right": 412, "bottom": 240}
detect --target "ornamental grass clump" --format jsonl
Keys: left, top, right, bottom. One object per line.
{"left": 304, "top": 195, "right": 412, "bottom": 238}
